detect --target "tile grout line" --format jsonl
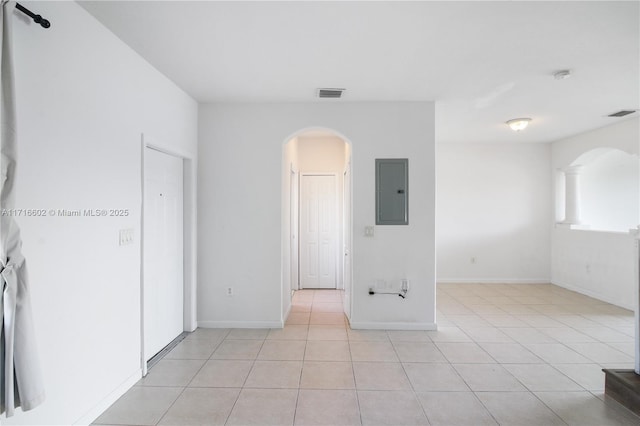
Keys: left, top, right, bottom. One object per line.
{"left": 292, "top": 334, "right": 307, "bottom": 426}
{"left": 389, "top": 330, "right": 434, "bottom": 425}
{"left": 343, "top": 325, "right": 364, "bottom": 426}
{"left": 222, "top": 332, "right": 268, "bottom": 425}
{"left": 151, "top": 330, "right": 229, "bottom": 426}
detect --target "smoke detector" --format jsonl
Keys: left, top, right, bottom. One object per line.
{"left": 317, "top": 88, "right": 346, "bottom": 99}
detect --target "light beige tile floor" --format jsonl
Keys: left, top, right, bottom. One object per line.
{"left": 94, "top": 284, "right": 640, "bottom": 425}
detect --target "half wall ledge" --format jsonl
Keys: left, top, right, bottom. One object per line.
{"left": 603, "top": 369, "right": 640, "bottom": 417}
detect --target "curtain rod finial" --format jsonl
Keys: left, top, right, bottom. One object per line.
{"left": 15, "top": 3, "right": 51, "bottom": 29}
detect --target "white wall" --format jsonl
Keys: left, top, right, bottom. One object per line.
{"left": 552, "top": 118, "right": 639, "bottom": 172}
{"left": 552, "top": 228, "right": 636, "bottom": 309}
{"left": 198, "top": 102, "right": 436, "bottom": 329}
{"left": 297, "top": 136, "right": 346, "bottom": 172}
{"left": 436, "top": 143, "right": 551, "bottom": 283}
{"left": 8, "top": 2, "right": 197, "bottom": 424}
{"left": 551, "top": 118, "right": 639, "bottom": 308}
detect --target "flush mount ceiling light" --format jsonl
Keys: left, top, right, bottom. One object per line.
{"left": 553, "top": 69, "right": 572, "bottom": 80}
{"left": 506, "top": 118, "right": 531, "bottom": 132}
{"left": 608, "top": 109, "right": 637, "bottom": 117}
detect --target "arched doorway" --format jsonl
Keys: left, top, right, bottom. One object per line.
{"left": 282, "top": 128, "right": 353, "bottom": 323}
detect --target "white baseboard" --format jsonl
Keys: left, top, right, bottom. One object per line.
{"left": 349, "top": 321, "right": 437, "bottom": 331}
{"left": 283, "top": 301, "right": 292, "bottom": 324}
{"left": 437, "top": 278, "right": 550, "bottom": 284}
{"left": 74, "top": 369, "right": 142, "bottom": 425}
{"left": 198, "top": 320, "right": 284, "bottom": 329}
{"left": 551, "top": 280, "right": 634, "bottom": 311}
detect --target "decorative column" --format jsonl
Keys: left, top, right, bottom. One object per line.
{"left": 636, "top": 229, "right": 639, "bottom": 375}
{"left": 561, "top": 165, "right": 583, "bottom": 225}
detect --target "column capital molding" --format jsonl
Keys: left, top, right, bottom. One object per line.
{"left": 561, "top": 164, "right": 582, "bottom": 224}
{"left": 561, "top": 165, "right": 583, "bottom": 175}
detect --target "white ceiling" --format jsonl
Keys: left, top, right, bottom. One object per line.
{"left": 79, "top": 1, "right": 639, "bottom": 144}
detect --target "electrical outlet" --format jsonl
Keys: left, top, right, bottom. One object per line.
{"left": 226, "top": 287, "right": 234, "bottom": 297}
{"left": 401, "top": 279, "right": 409, "bottom": 291}
{"left": 364, "top": 226, "right": 375, "bottom": 237}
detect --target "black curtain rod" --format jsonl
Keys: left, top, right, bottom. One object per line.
{"left": 15, "top": 3, "right": 50, "bottom": 29}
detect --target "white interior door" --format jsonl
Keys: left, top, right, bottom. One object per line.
{"left": 343, "top": 164, "right": 352, "bottom": 318}
{"left": 144, "top": 148, "right": 184, "bottom": 361}
{"left": 300, "top": 175, "right": 337, "bottom": 289}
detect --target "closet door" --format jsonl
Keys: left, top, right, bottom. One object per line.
{"left": 300, "top": 175, "right": 337, "bottom": 289}
{"left": 143, "top": 147, "right": 184, "bottom": 361}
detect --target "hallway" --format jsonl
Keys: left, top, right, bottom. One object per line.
{"left": 95, "top": 286, "right": 639, "bottom": 425}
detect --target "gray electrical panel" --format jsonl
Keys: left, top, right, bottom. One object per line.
{"left": 375, "top": 158, "right": 408, "bottom": 225}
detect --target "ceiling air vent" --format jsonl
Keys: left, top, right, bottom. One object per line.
{"left": 608, "top": 110, "right": 637, "bottom": 117}
{"left": 317, "top": 88, "right": 345, "bottom": 99}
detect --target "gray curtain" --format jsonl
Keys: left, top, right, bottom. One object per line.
{"left": 0, "top": 0, "right": 45, "bottom": 417}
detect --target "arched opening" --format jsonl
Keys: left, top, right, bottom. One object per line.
{"left": 281, "top": 128, "right": 353, "bottom": 324}
{"left": 577, "top": 149, "right": 639, "bottom": 232}
{"left": 557, "top": 147, "right": 639, "bottom": 232}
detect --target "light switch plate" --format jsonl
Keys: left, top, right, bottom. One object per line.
{"left": 119, "top": 229, "right": 134, "bottom": 246}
